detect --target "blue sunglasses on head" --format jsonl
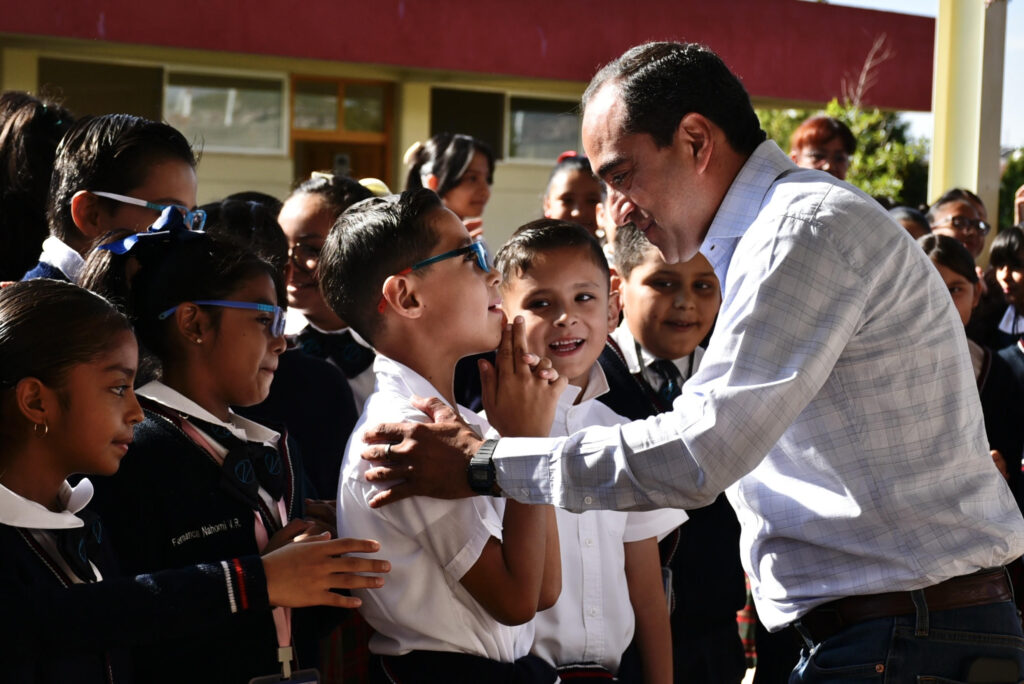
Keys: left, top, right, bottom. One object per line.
{"left": 158, "top": 300, "right": 286, "bottom": 337}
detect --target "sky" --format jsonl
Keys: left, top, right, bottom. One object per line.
{"left": 823, "top": 0, "right": 1024, "bottom": 149}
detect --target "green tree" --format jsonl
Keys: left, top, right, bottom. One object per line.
{"left": 1000, "top": 148, "right": 1024, "bottom": 230}
{"left": 756, "top": 99, "right": 930, "bottom": 209}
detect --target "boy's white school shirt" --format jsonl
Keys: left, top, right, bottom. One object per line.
{"left": 487, "top": 363, "right": 688, "bottom": 672}
{"left": 609, "top": 323, "right": 705, "bottom": 390}
{"left": 0, "top": 478, "right": 103, "bottom": 583}
{"left": 336, "top": 354, "right": 534, "bottom": 661}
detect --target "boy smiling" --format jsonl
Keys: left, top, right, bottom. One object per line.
{"left": 495, "top": 219, "right": 686, "bottom": 681}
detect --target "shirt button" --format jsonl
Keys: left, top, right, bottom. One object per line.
{"left": 583, "top": 496, "right": 593, "bottom": 505}
{"left": 589, "top": 607, "right": 598, "bottom": 616}
{"left": 584, "top": 538, "right": 594, "bottom": 547}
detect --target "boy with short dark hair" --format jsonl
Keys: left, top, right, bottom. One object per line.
{"left": 600, "top": 224, "right": 747, "bottom": 684}
{"left": 24, "top": 113, "right": 198, "bottom": 281}
{"left": 323, "top": 189, "right": 563, "bottom": 682}
{"left": 496, "top": 218, "right": 686, "bottom": 682}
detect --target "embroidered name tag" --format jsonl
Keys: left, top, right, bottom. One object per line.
{"left": 170, "top": 517, "right": 243, "bottom": 547}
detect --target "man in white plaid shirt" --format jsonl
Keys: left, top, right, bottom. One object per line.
{"left": 359, "top": 42, "right": 1024, "bottom": 681}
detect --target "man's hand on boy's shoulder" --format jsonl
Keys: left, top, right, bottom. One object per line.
{"left": 361, "top": 318, "right": 565, "bottom": 507}
{"left": 362, "top": 395, "right": 483, "bottom": 507}
{"left": 480, "top": 316, "right": 566, "bottom": 438}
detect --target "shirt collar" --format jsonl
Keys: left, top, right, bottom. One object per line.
{"left": 700, "top": 140, "right": 800, "bottom": 281}
{"left": 0, "top": 478, "right": 93, "bottom": 530}
{"left": 372, "top": 354, "right": 486, "bottom": 434}
{"left": 39, "top": 236, "right": 86, "bottom": 282}
{"left": 610, "top": 325, "right": 644, "bottom": 374}
{"left": 611, "top": 323, "right": 676, "bottom": 373}
{"left": 137, "top": 380, "right": 280, "bottom": 445}
{"left": 307, "top": 323, "right": 374, "bottom": 349}
{"left": 998, "top": 305, "right": 1024, "bottom": 335}
{"left": 557, "top": 362, "right": 610, "bottom": 408}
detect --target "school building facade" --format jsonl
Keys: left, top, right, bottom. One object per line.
{"left": 0, "top": 0, "right": 932, "bottom": 246}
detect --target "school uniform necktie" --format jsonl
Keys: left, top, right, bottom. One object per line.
{"left": 295, "top": 327, "right": 376, "bottom": 379}
{"left": 55, "top": 509, "right": 103, "bottom": 582}
{"left": 649, "top": 359, "right": 684, "bottom": 405}
{"left": 186, "top": 416, "right": 286, "bottom": 504}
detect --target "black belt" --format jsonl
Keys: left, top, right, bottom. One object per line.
{"left": 795, "top": 567, "right": 1013, "bottom": 644}
{"left": 373, "top": 650, "right": 557, "bottom": 683}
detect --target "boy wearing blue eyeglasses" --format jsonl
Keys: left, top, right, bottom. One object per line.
{"left": 23, "top": 113, "right": 199, "bottom": 282}
{"left": 321, "top": 189, "right": 566, "bottom": 682}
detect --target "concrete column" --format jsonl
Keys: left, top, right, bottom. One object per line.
{"left": 394, "top": 82, "right": 431, "bottom": 190}
{"left": 930, "top": 0, "right": 1007, "bottom": 241}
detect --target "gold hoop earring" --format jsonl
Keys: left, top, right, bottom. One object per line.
{"left": 33, "top": 422, "right": 48, "bottom": 437}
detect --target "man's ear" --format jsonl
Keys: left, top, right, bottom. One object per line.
{"left": 70, "top": 190, "right": 107, "bottom": 241}
{"left": 426, "top": 174, "right": 440, "bottom": 192}
{"left": 381, "top": 274, "right": 423, "bottom": 319}
{"left": 675, "top": 113, "right": 715, "bottom": 175}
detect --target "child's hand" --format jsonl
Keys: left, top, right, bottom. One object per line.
{"left": 992, "top": 449, "right": 1009, "bottom": 480}
{"left": 464, "top": 217, "right": 484, "bottom": 240}
{"left": 263, "top": 518, "right": 317, "bottom": 554}
{"left": 263, "top": 536, "right": 390, "bottom": 608}
{"left": 304, "top": 499, "right": 338, "bottom": 538}
{"left": 480, "top": 316, "right": 567, "bottom": 437}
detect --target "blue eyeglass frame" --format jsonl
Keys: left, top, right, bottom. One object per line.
{"left": 378, "top": 241, "right": 492, "bottom": 313}
{"left": 400, "top": 241, "right": 490, "bottom": 275}
{"left": 158, "top": 300, "right": 286, "bottom": 337}
{"left": 91, "top": 191, "right": 207, "bottom": 232}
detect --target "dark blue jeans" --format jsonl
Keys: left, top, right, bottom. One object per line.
{"left": 790, "top": 594, "right": 1024, "bottom": 683}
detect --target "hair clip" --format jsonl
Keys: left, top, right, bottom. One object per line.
{"left": 403, "top": 141, "right": 424, "bottom": 166}
{"left": 556, "top": 150, "right": 581, "bottom": 163}
{"left": 96, "top": 206, "right": 204, "bottom": 256}
{"left": 359, "top": 177, "right": 391, "bottom": 197}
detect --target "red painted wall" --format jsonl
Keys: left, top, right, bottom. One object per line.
{"left": 0, "top": 0, "right": 933, "bottom": 110}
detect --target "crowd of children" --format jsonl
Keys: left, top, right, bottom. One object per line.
{"left": 2, "top": 95, "right": 1024, "bottom": 684}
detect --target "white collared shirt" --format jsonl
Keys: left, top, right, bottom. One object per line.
{"left": 523, "top": 364, "right": 686, "bottom": 671}
{"left": 138, "top": 380, "right": 284, "bottom": 526}
{"left": 609, "top": 324, "right": 704, "bottom": 392}
{"left": 337, "top": 355, "right": 533, "bottom": 660}
{"left": 491, "top": 140, "right": 1024, "bottom": 630}
{"left": 0, "top": 479, "right": 103, "bottom": 583}
{"left": 998, "top": 305, "right": 1024, "bottom": 337}
{"left": 38, "top": 236, "right": 85, "bottom": 282}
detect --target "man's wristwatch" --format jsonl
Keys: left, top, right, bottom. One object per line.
{"left": 467, "top": 439, "right": 502, "bottom": 496}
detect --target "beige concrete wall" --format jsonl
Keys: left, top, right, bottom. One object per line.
{"left": 1, "top": 35, "right": 584, "bottom": 239}
{"left": 194, "top": 153, "right": 294, "bottom": 206}
{"left": 2, "top": 47, "right": 36, "bottom": 91}
{"left": 485, "top": 161, "right": 552, "bottom": 248}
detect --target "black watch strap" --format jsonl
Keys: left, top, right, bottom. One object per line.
{"left": 468, "top": 439, "right": 501, "bottom": 496}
